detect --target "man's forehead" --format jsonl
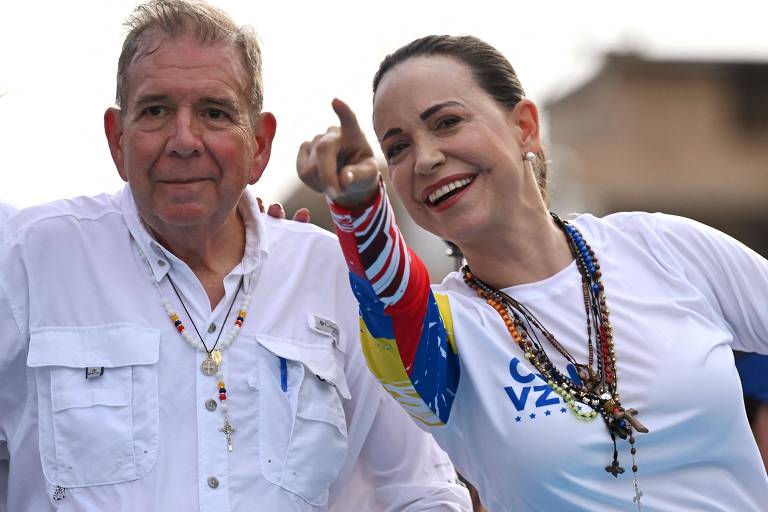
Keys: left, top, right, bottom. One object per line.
{"left": 130, "top": 30, "right": 237, "bottom": 67}
{"left": 124, "top": 32, "right": 248, "bottom": 102}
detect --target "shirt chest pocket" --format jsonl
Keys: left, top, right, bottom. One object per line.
{"left": 27, "top": 324, "right": 160, "bottom": 488}
{"left": 255, "top": 331, "right": 351, "bottom": 507}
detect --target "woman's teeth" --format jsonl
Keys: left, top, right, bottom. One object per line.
{"left": 428, "top": 177, "right": 475, "bottom": 205}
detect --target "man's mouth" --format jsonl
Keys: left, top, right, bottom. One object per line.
{"left": 426, "top": 176, "right": 476, "bottom": 206}
{"left": 160, "top": 178, "right": 209, "bottom": 184}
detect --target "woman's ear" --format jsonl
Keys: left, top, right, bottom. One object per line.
{"left": 510, "top": 99, "right": 541, "bottom": 154}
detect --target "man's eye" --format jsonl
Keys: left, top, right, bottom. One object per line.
{"left": 144, "top": 106, "right": 167, "bottom": 117}
{"left": 206, "top": 109, "right": 228, "bottom": 120}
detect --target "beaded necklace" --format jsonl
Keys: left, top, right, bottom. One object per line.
{"left": 462, "top": 213, "right": 648, "bottom": 509}
{"left": 135, "top": 244, "right": 252, "bottom": 453}
{"left": 162, "top": 275, "right": 251, "bottom": 453}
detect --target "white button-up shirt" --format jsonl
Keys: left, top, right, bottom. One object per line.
{"left": 0, "top": 187, "right": 470, "bottom": 512}
{"left": 0, "top": 202, "right": 15, "bottom": 224}
{"left": 0, "top": 201, "right": 16, "bottom": 509}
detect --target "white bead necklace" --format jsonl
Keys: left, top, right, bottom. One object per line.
{"left": 135, "top": 243, "right": 254, "bottom": 452}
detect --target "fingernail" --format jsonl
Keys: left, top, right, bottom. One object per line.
{"left": 267, "top": 203, "right": 284, "bottom": 217}
{"left": 346, "top": 170, "right": 355, "bottom": 182}
{"left": 325, "top": 186, "right": 338, "bottom": 199}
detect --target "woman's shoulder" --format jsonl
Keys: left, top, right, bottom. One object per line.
{"left": 432, "top": 271, "right": 486, "bottom": 308}
{"left": 571, "top": 211, "right": 722, "bottom": 248}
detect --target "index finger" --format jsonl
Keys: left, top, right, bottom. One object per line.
{"left": 332, "top": 98, "right": 363, "bottom": 135}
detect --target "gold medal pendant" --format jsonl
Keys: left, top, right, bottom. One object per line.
{"left": 201, "top": 355, "right": 219, "bottom": 376}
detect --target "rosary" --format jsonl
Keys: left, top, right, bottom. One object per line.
{"left": 164, "top": 274, "right": 251, "bottom": 452}
{"left": 136, "top": 242, "right": 252, "bottom": 453}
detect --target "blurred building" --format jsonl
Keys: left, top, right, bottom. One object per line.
{"left": 547, "top": 53, "right": 768, "bottom": 256}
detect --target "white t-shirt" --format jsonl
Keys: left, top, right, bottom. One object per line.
{"left": 0, "top": 186, "right": 470, "bottom": 512}
{"left": 426, "top": 212, "right": 768, "bottom": 511}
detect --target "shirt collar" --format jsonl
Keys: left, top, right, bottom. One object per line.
{"left": 119, "top": 184, "right": 270, "bottom": 286}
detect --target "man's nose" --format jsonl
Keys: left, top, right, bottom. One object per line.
{"left": 166, "top": 109, "right": 203, "bottom": 157}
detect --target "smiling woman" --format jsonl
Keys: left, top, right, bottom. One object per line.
{"left": 297, "top": 34, "right": 768, "bottom": 511}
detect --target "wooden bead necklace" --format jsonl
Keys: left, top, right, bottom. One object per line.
{"left": 462, "top": 213, "right": 648, "bottom": 509}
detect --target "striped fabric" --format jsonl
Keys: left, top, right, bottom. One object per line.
{"left": 329, "top": 184, "right": 460, "bottom": 426}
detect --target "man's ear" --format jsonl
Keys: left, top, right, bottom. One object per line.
{"left": 510, "top": 99, "right": 542, "bottom": 155}
{"left": 248, "top": 112, "right": 277, "bottom": 185}
{"left": 104, "top": 108, "right": 127, "bottom": 182}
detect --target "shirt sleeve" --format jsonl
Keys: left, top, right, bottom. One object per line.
{"left": 646, "top": 213, "right": 768, "bottom": 354}
{"left": 328, "top": 183, "right": 460, "bottom": 427}
{"left": 0, "top": 270, "right": 29, "bottom": 512}
{"left": 329, "top": 314, "right": 471, "bottom": 512}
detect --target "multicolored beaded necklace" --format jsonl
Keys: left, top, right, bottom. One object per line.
{"left": 163, "top": 274, "right": 251, "bottom": 452}
{"left": 134, "top": 242, "right": 252, "bottom": 453}
{"left": 462, "top": 213, "right": 648, "bottom": 509}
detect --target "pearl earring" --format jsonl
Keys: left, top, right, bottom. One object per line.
{"left": 524, "top": 152, "right": 536, "bottom": 162}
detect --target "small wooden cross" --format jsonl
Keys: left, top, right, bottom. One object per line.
{"left": 219, "top": 420, "right": 236, "bottom": 452}
{"left": 605, "top": 461, "right": 625, "bottom": 477}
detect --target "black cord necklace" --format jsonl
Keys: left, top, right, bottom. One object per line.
{"left": 462, "top": 213, "right": 648, "bottom": 509}
{"left": 167, "top": 274, "right": 243, "bottom": 375}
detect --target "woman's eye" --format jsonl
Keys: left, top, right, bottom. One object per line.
{"left": 386, "top": 141, "right": 409, "bottom": 160}
{"left": 436, "top": 116, "right": 461, "bottom": 130}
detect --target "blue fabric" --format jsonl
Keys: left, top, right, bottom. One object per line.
{"left": 736, "top": 353, "right": 768, "bottom": 402}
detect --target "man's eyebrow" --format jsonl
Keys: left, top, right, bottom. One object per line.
{"left": 131, "top": 95, "right": 240, "bottom": 111}
{"left": 133, "top": 94, "right": 171, "bottom": 107}
{"left": 420, "top": 101, "right": 464, "bottom": 120}
{"left": 200, "top": 97, "right": 240, "bottom": 111}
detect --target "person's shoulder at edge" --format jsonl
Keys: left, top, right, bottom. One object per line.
{"left": 0, "top": 201, "right": 17, "bottom": 222}
{"left": 0, "top": 191, "right": 123, "bottom": 242}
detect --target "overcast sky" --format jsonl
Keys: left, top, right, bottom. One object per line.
{"left": 1, "top": 0, "right": 766, "bottom": 208}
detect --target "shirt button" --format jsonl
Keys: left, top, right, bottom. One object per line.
{"left": 208, "top": 323, "right": 216, "bottom": 333}
{"left": 207, "top": 476, "right": 219, "bottom": 489}
{"left": 158, "top": 260, "right": 166, "bottom": 266}
{"left": 205, "top": 399, "right": 217, "bottom": 411}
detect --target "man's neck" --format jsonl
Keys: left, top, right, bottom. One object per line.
{"left": 147, "top": 208, "right": 247, "bottom": 308}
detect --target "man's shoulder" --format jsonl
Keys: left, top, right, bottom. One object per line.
{"left": 0, "top": 201, "right": 17, "bottom": 223}
{"left": 261, "top": 216, "right": 341, "bottom": 256}
{"left": 3, "top": 193, "right": 123, "bottom": 240}
{"left": 262, "top": 216, "right": 337, "bottom": 241}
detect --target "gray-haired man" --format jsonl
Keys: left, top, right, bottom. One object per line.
{"left": 0, "top": 1, "right": 470, "bottom": 511}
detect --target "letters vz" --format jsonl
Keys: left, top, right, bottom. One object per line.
{"left": 504, "top": 357, "right": 581, "bottom": 411}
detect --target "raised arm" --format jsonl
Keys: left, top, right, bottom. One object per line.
{"left": 297, "top": 100, "right": 459, "bottom": 427}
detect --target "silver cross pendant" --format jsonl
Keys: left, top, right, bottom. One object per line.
{"left": 219, "top": 419, "right": 236, "bottom": 452}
